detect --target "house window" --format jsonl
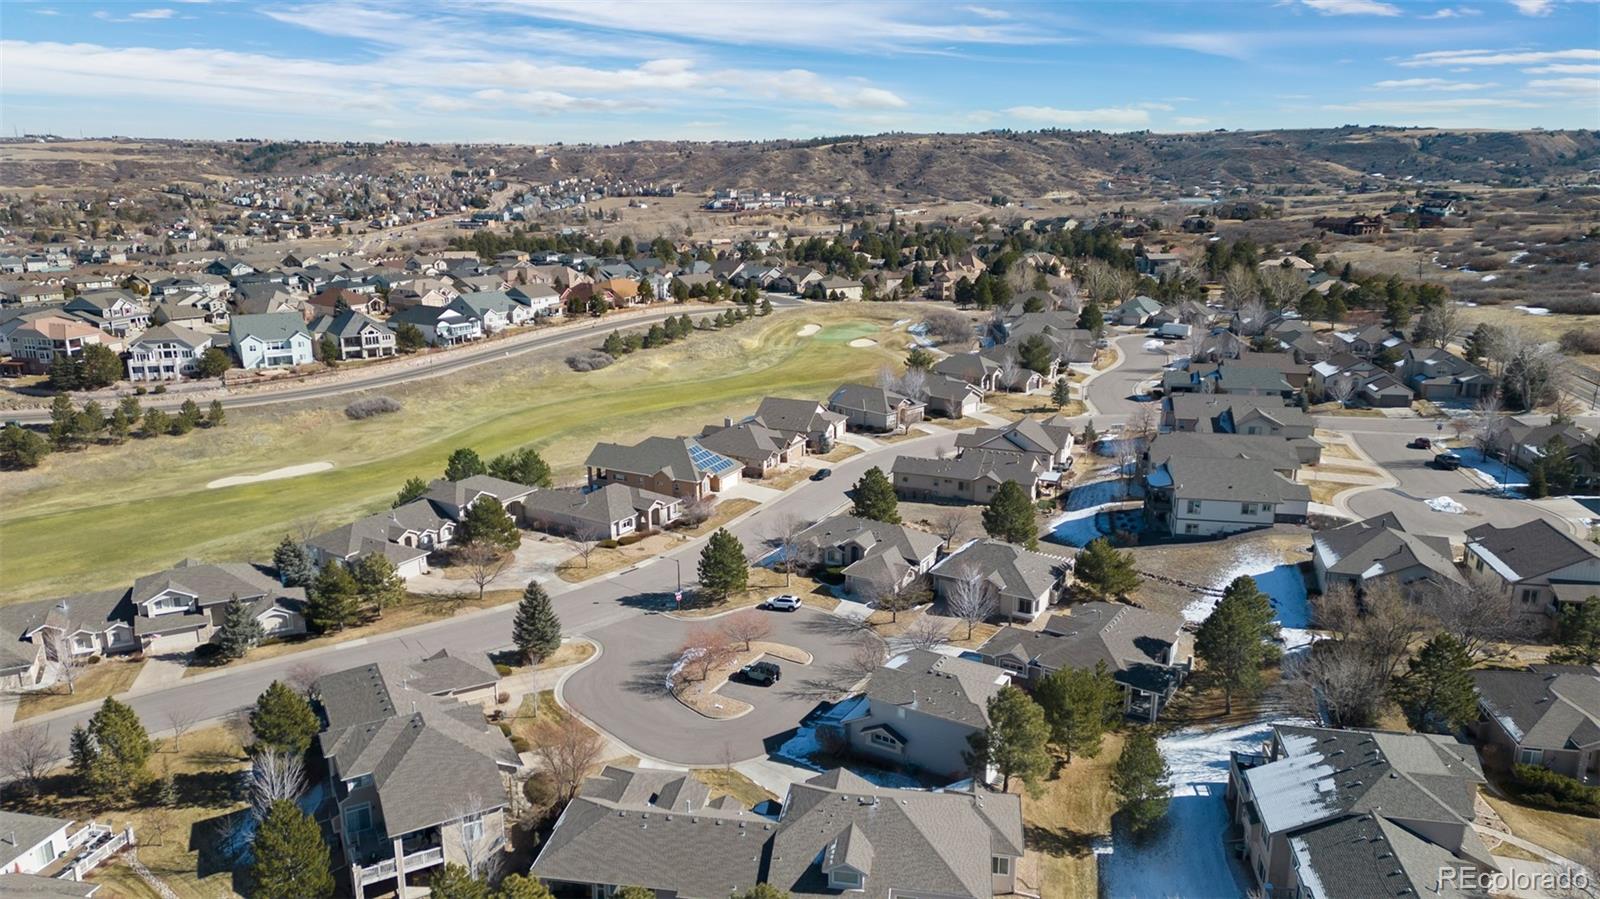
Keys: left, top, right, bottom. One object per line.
{"left": 992, "top": 856, "right": 1011, "bottom": 875}
{"left": 461, "top": 812, "right": 484, "bottom": 844}
{"left": 830, "top": 869, "right": 862, "bottom": 889}
{"left": 869, "top": 732, "right": 901, "bottom": 749}
{"left": 1186, "top": 500, "right": 1202, "bottom": 514}
{"left": 343, "top": 804, "right": 372, "bottom": 835}
{"left": 1184, "top": 524, "right": 1199, "bottom": 535}
{"left": 1518, "top": 748, "right": 1543, "bottom": 766}
{"left": 1520, "top": 588, "right": 1539, "bottom": 605}
{"left": 1241, "top": 503, "right": 1257, "bottom": 516}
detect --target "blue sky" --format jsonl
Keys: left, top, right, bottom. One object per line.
{"left": 3, "top": 0, "right": 1597, "bottom": 142}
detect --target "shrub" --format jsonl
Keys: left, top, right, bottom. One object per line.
{"left": 496, "top": 691, "right": 511, "bottom": 704}
{"left": 1512, "top": 764, "right": 1600, "bottom": 817}
{"left": 493, "top": 663, "right": 513, "bottom": 677}
{"left": 923, "top": 309, "right": 975, "bottom": 346}
{"left": 679, "top": 498, "right": 715, "bottom": 526}
{"left": 523, "top": 771, "right": 557, "bottom": 809}
{"left": 344, "top": 396, "right": 402, "bottom": 420}
{"left": 152, "top": 385, "right": 167, "bottom": 395}
{"left": 134, "top": 386, "right": 148, "bottom": 396}
{"left": 1559, "top": 329, "right": 1600, "bottom": 355}
{"left": 566, "top": 349, "right": 615, "bottom": 372}
{"left": 509, "top": 735, "right": 530, "bottom": 753}
{"left": 1546, "top": 295, "right": 1600, "bottom": 316}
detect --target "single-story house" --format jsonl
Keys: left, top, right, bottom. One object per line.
{"left": 892, "top": 451, "right": 1051, "bottom": 504}
{"left": 1472, "top": 664, "right": 1599, "bottom": 784}
{"left": 930, "top": 539, "right": 1070, "bottom": 623}
{"left": 521, "top": 484, "right": 682, "bottom": 540}
{"left": 748, "top": 396, "right": 848, "bottom": 451}
{"left": 1311, "top": 512, "right": 1462, "bottom": 595}
{"left": 1464, "top": 520, "right": 1600, "bottom": 629}
{"left": 585, "top": 436, "right": 742, "bottom": 500}
{"left": 696, "top": 419, "right": 807, "bottom": 478}
{"left": 793, "top": 514, "right": 942, "bottom": 600}
{"left": 842, "top": 650, "right": 1012, "bottom": 778}
{"left": 828, "top": 383, "right": 926, "bottom": 433}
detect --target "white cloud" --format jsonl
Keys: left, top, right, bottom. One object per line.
{"left": 129, "top": 8, "right": 175, "bottom": 19}
{"left": 1510, "top": 0, "right": 1554, "bottom": 14}
{"left": 1324, "top": 96, "right": 1542, "bottom": 111}
{"left": 1175, "top": 116, "right": 1210, "bottom": 127}
{"left": 1526, "top": 77, "right": 1600, "bottom": 94}
{"left": 1370, "top": 77, "right": 1498, "bottom": 89}
{"left": 1421, "top": 6, "right": 1482, "bottom": 16}
{"left": 963, "top": 5, "right": 1011, "bottom": 19}
{"left": 1004, "top": 105, "right": 1152, "bottom": 129}
{"left": 1301, "top": 0, "right": 1403, "bottom": 15}
{"left": 1524, "top": 63, "right": 1600, "bottom": 73}
{"left": 1398, "top": 47, "right": 1600, "bottom": 67}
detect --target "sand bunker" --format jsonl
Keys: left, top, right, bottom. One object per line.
{"left": 207, "top": 462, "right": 333, "bottom": 489}
{"left": 797, "top": 324, "right": 821, "bottom": 337}
{"left": 848, "top": 338, "right": 877, "bottom": 348}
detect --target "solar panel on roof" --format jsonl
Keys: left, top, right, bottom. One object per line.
{"left": 688, "top": 442, "right": 740, "bottom": 475}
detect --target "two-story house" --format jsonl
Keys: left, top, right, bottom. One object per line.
{"left": 1147, "top": 455, "right": 1311, "bottom": 537}
{"left": 309, "top": 309, "right": 397, "bottom": 361}
{"left": 1464, "top": 520, "right": 1600, "bottom": 631}
{"left": 229, "top": 312, "right": 315, "bottom": 370}
{"left": 387, "top": 304, "right": 484, "bottom": 346}
{"left": 125, "top": 323, "right": 215, "bottom": 381}
{"left": 64, "top": 290, "right": 149, "bottom": 337}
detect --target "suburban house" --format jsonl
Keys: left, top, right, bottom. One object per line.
{"left": 308, "top": 502, "right": 454, "bottom": 581}
{"left": 828, "top": 383, "right": 926, "bottom": 433}
{"left": 794, "top": 514, "right": 942, "bottom": 600}
{"left": 125, "top": 560, "right": 307, "bottom": 654}
{"left": 229, "top": 312, "right": 315, "bottom": 370}
{"left": 314, "top": 655, "right": 518, "bottom": 899}
{"left": 1111, "top": 295, "right": 1163, "bottom": 326}
{"left": 929, "top": 539, "right": 1070, "bottom": 622}
{"left": 1226, "top": 725, "right": 1494, "bottom": 898}
{"left": 0, "top": 808, "right": 130, "bottom": 888}
{"left": 933, "top": 352, "right": 1004, "bottom": 393}
{"left": 977, "top": 602, "right": 1191, "bottom": 722}
{"left": 309, "top": 287, "right": 384, "bottom": 317}
{"left": 387, "top": 304, "right": 484, "bottom": 346}
{"left": 893, "top": 451, "right": 1051, "bottom": 504}
{"left": 9, "top": 314, "right": 113, "bottom": 374}
{"left": 532, "top": 766, "right": 1024, "bottom": 897}
{"left": 1464, "top": 520, "right": 1600, "bottom": 630}
{"left": 1331, "top": 323, "right": 1401, "bottom": 358}
{"left": 955, "top": 417, "right": 1075, "bottom": 469}
{"left": 521, "top": 483, "right": 682, "bottom": 540}
{"left": 696, "top": 419, "right": 807, "bottom": 478}
{"left": 124, "top": 323, "right": 216, "bottom": 381}
{"left": 506, "top": 284, "right": 561, "bottom": 318}
{"left": 64, "top": 290, "right": 149, "bottom": 336}
{"left": 1165, "top": 394, "right": 1314, "bottom": 439}
{"left": 1312, "top": 513, "right": 1462, "bottom": 596}
{"left": 1147, "top": 456, "right": 1311, "bottom": 537}
{"left": 1400, "top": 346, "right": 1494, "bottom": 401}
{"left": 309, "top": 310, "right": 397, "bottom": 360}
{"left": 748, "top": 396, "right": 848, "bottom": 451}
{"left": 842, "top": 649, "right": 1011, "bottom": 778}
{"left": 1143, "top": 432, "right": 1302, "bottom": 479}
{"left": 924, "top": 373, "right": 984, "bottom": 419}
{"left": 450, "top": 292, "right": 533, "bottom": 332}
{"left": 585, "top": 436, "right": 742, "bottom": 501}
{"left": 817, "top": 276, "right": 864, "bottom": 300}
{"left": 0, "top": 618, "right": 47, "bottom": 691}
{"left": 423, "top": 475, "right": 535, "bottom": 522}
{"left": 1487, "top": 416, "right": 1598, "bottom": 488}
{"left": 1472, "top": 664, "right": 1599, "bottom": 784}
{"left": 0, "top": 589, "right": 136, "bottom": 663}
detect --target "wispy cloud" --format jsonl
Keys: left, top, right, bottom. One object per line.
{"left": 129, "top": 8, "right": 175, "bottom": 19}
{"left": 1510, "top": 0, "right": 1554, "bottom": 15}
{"left": 1324, "top": 96, "right": 1541, "bottom": 111}
{"left": 1398, "top": 47, "right": 1600, "bottom": 66}
{"left": 1301, "top": 0, "right": 1402, "bottom": 15}
{"left": 1526, "top": 77, "right": 1600, "bottom": 94}
{"left": 1523, "top": 63, "right": 1600, "bottom": 73}
{"left": 1003, "top": 105, "right": 1151, "bottom": 129}
{"left": 1420, "top": 6, "right": 1482, "bottom": 16}
{"left": 1174, "top": 116, "right": 1210, "bottom": 127}
{"left": 1369, "top": 77, "right": 1498, "bottom": 89}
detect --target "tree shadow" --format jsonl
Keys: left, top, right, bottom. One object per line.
{"left": 1024, "top": 822, "right": 1099, "bottom": 860}
{"left": 175, "top": 769, "right": 244, "bottom": 809}
{"left": 192, "top": 807, "right": 253, "bottom": 889}
{"left": 620, "top": 650, "right": 681, "bottom": 696}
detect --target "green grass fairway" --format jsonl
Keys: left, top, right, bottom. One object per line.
{"left": 1, "top": 306, "right": 910, "bottom": 600}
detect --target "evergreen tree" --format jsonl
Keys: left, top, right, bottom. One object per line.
{"left": 603, "top": 331, "right": 626, "bottom": 356}
{"left": 512, "top": 580, "right": 562, "bottom": 664}
{"left": 352, "top": 554, "right": 406, "bottom": 619}
{"left": 1393, "top": 633, "right": 1478, "bottom": 733}
{"left": 850, "top": 467, "right": 901, "bottom": 523}
{"left": 1074, "top": 538, "right": 1140, "bottom": 600}
{"left": 1051, "top": 378, "right": 1072, "bottom": 408}
{"left": 108, "top": 407, "right": 131, "bottom": 444}
{"left": 613, "top": 889, "right": 655, "bottom": 899}
{"left": 697, "top": 528, "right": 749, "bottom": 603}
{"left": 207, "top": 399, "right": 226, "bottom": 427}
{"left": 497, "top": 874, "right": 555, "bottom": 899}
{"left": 1018, "top": 334, "right": 1055, "bottom": 374}
{"left": 1081, "top": 419, "right": 1099, "bottom": 447}
{"left": 965, "top": 686, "right": 1051, "bottom": 795}
{"left": 1034, "top": 661, "right": 1121, "bottom": 762}
{"left": 488, "top": 446, "right": 553, "bottom": 488}
{"left": 79, "top": 343, "right": 123, "bottom": 388}
{"left": 251, "top": 800, "right": 334, "bottom": 899}
{"left": 455, "top": 496, "right": 521, "bottom": 551}
{"left": 308, "top": 560, "right": 361, "bottom": 633}
{"left": 217, "top": 594, "right": 264, "bottom": 661}
{"left": 394, "top": 476, "right": 430, "bottom": 508}
{"left": 445, "top": 447, "right": 487, "bottom": 481}
{"left": 760, "top": 297, "right": 773, "bottom": 315}
{"left": 0, "top": 423, "right": 49, "bottom": 469}
{"left": 1194, "top": 575, "right": 1280, "bottom": 714}
{"left": 734, "top": 886, "right": 789, "bottom": 899}
{"left": 395, "top": 322, "right": 426, "bottom": 352}
{"left": 1077, "top": 301, "right": 1104, "bottom": 334}
{"left": 1112, "top": 729, "right": 1172, "bottom": 837}
{"left": 75, "top": 697, "right": 152, "bottom": 799}
{"left": 905, "top": 346, "right": 936, "bottom": 370}
{"left": 197, "top": 346, "right": 233, "bottom": 378}
{"left": 273, "top": 536, "right": 315, "bottom": 588}
{"left": 50, "top": 394, "right": 81, "bottom": 449}
{"left": 427, "top": 864, "right": 490, "bottom": 899}
{"left": 249, "top": 680, "right": 320, "bottom": 754}
{"left": 982, "top": 480, "right": 1038, "bottom": 549}
{"left": 1550, "top": 599, "right": 1600, "bottom": 665}
{"left": 318, "top": 334, "right": 341, "bottom": 365}
{"left": 77, "top": 400, "right": 106, "bottom": 440}
{"left": 142, "top": 407, "right": 171, "bottom": 437}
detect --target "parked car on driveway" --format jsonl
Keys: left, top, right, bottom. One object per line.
{"left": 739, "top": 660, "right": 781, "bottom": 686}
{"left": 810, "top": 468, "right": 832, "bottom": 481}
{"left": 1431, "top": 451, "right": 1462, "bottom": 470}
{"left": 1408, "top": 437, "right": 1433, "bottom": 450}
{"left": 763, "top": 594, "right": 803, "bottom": 612}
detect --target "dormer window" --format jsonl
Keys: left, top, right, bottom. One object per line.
{"left": 829, "top": 868, "right": 862, "bottom": 890}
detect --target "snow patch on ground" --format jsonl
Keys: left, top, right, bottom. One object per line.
{"left": 1514, "top": 305, "right": 1550, "bottom": 315}
{"left": 775, "top": 724, "right": 926, "bottom": 789}
{"left": 1509, "top": 251, "right": 1529, "bottom": 265}
{"left": 1480, "top": 274, "right": 1499, "bottom": 282}
{"left": 206, "top": 461, "right": 333, "bottom": 489}
{"left": 1426, "top": 496, "right": 1469, "bottom": 514}
{"left": 1047, "top": 477, "right": 1145, "bottom": 546}
{"left": 796, "top": 323, "right": 821, "bottom": 337}
{"left": 848, "top": 338, "right": 878, "bottom": 348}
{"left": 1188, "top": 545, "right": 1314, "bottom": 651}
{"left": 1455, "top": 447, "right": 1528, "bottom": 490}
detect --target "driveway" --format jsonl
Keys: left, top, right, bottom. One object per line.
{"left": 559, "top": 606, "right": 872, "bottom": 765}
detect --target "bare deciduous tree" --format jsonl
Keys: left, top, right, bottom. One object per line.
{"left": 249, "top": 747, "right": 306, "bottom": 821}
{"left": 894, "top": 615, "right": 950, "bottom": 653}
{"left": 719, "top": 609, "right": 771, "bottom": 652}
{"left": 1326, "top": 375, "right": 1356, "bottom": 407}
{"left": 945, "top": 563, "right": 997, "bottom": 640}
{"left": 929, "top": 507, "right": 972, "bottom": 551}
{"left": 1222, "top": 264, "right": 1261, "bottom": 310}
{"left": 568, "top": 522, "right": 610, "bottom": 568}
{"left": 1416, "top": 574, "right": 1524, "bottom": 662}
{"left": 771, "top": 515, "right": 819, "bottom": 586}
{"left": 532, "top": 713, "right": 605, "bottom": 805}
{"left": 40, "top": 628, "right": 81, "bottom": 696}
{"left": 1080, "top": 259, "right": 1133, "bottom": 306}
{"left": 1295, "top": 582, "right": 1427, "bottom": 727}
{"left": 1258, "top": 264, "right": 1305, "bottom": 311}
{"left": 457, "top": 540, "right": 510, "bottom": 602}
{"left": 0, "top": 725, "right": 57, "bottom": 795}
{"left": 285, "top": 661, "right": 327, "bottom": 696}
{"left": 164, "top": 707, "right": 199, "bottom": 753}
{"left": 451, "top": 793, "right": 503, "bottom": 882}
{"left": 673, "top": 626, "right": 734, "bottom": 687}
{"left": 1472, "top": 392, "right": 1505, "bottom": 456}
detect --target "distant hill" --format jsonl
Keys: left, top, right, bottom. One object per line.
{"left": 5, "top": 127, "right": 1597, "bottom": 198}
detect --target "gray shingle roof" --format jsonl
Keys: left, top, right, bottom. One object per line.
{"left": 229, "top": 312, "right": 309, "bottom": 342}
{"left": 955, "top": 417, "right": 1073, "bottom": 459}
{"left": 0, "top": 810, "right": 71, "bottom": 869}
{"left": 892, "top": 450, "right": 1045, "bottom": 487}
{"left": 586, "top": 436, "right": 739, "bottom": 482}
{"left": 1145, "top": 432, "right": 1301, "bottom": 474}
{"left": 861, "top": 649, "right": 1011, "bottom": 729}
{"left": 524, "top": 484, "right": 675, "bottom": 530}
{"left": 932, "top": 539, "right": 1067, "bottom": 603}
{"left": 978, "top": 601, "right": 1183, "bottom": 694}
{"left": 794, "top": 515, "right": 942, "bottom": 593}
{"left": 1474, "top": 665, "right": 1600, "bottom": 751}
{"left": 696, "top": 420, "right": 800, "bottom": 465}
{"left": 751, "top": 396, "right": 846, "bottom": 438}
{"left": 1313, "top": 513, "right": 1461, "bottom": 585}
{"left": 1160, "top": 456, "right": 1310, "bottom": 504}
{"left": 1465, "top": 520, "right": 1600, "bottom": 582}
{"left": 828, "top": 383, "right": 921, "bottom": 416}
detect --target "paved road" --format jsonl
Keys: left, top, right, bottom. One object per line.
{"left": 1083, "top": 332, "right": 1170, "bottom": 424}
{"left": 4, "top": 298, "right": 801, "bottom": 425}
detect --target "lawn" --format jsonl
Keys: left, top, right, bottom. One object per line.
{"left": 1024, "top": 733, "right": 1125, "bottom": 899}
{"left": 1482, "top": 790, "right": 1600, "bottom": 868}
{"left": 16, "top": 657, "right": 146, "bottom": 721}
{"left": 1, "top": 306, "right": 906, "bottom": 600}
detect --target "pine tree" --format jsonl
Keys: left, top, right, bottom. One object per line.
{"left": 497, "top": 874, "right": 555, "bottom": 899}
{"left": 352, "top": 554, "right": 406, "bottom": 619}
{"left": 982, "top": 480, "right": 1038, "bottom": 549}
{"left": 966, "top": 685, "right": 1050, "bottom": 795}
{"left": 177, "top": 398, "right": 203, "bottom": 432}
{"left": 251, "top": 800, "right": 334, "bottom": 899}
{"left": 905, "top": 346, "right": 936, "bottom": 370}
{"left": 273, "top": 537, "right": 315, "bottom": 588}
{"left": 217, "top": 594, "right": 264, "bottom": 661}
{"left": 1077, "top": 300, "right": 1104, "bottom": 334}
{"left": 207, "top": 399, "right": 226, "bottom": 427}
{"left": 488, "top": 447, "right": 553, "bottom": 488}
{"left": 249, "top": 681, "right": 320, "bottom": 754}
{"left": 1394, "top": 633, "right": 1479, "bottom": 733}
{"left": 142, "top": 407, "right": 171, "bottom": 437}
{"left": 108, "top": 407, "right": 131, "bottom": 444}
{"left": 445, "top": 447, "right": 487, "bottom": 481}
{"left": 1550, "top": 599, "right": 1600, "bottom": 666}
{"left": 455, "top": 496, "right": 521, "bottom": 551}
{"left": 1194, "top": 575, "right": 1280, "bottom": 714}
{"left": 427, "top": 864, "right": 490, "bottom": 899}
{"left": 512, "top": 580, "right": 562, "bottom": 664}
{"left": 1051, "top": 378, "right": 1072, "bottom": 408}
{"left": 308, "top": 560, "right": 360, "bottom": 633}
{"left": 1034, "top": 661, "right": 1122, "bottom": 762}
{"left": 1074, "top": 538, "right": 1140, "bottom": 600}
{"left": 697, "top": 528, "right": 749, "bottom": 603}
{"left": 76, "top": 697, "right": 152, "bottom": 799}
{"left": 50, "top": 394, "right": 81, "bottom": 449}
{"left": 0, "top": 423, "right": 50, "bottom": 469}
{"left": 77, "top": 400, "right": 105, "bottom": 440}
{"left": 1112, "top": 729, "right": 1171, "bottom": 837}
{"left": 603, "top": 331, "right": 626, "bottom": 356}
{"left": 394, "top": 476, "right": 430, "bottom": 508}
{"left": 850, "top": 467, "right": 900, "bottom": 523}
{"left": 1081, "top": 419, "right": 1099, "bottom": 447}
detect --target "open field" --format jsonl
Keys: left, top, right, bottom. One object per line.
{"left": 0, "top": 306, "right": 907, "bottom": 600}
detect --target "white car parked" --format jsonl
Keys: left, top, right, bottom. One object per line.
{"left": 762, "top": 594, "right": 803, "bottom": 612}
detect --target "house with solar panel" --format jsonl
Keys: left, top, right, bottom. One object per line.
{"left": 584, "top": 436, "right": 743, "bottom": 501}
